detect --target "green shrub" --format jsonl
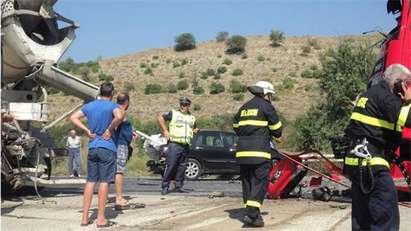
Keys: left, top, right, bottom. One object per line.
{"left": 59, "top": 57, "right": 75, "bottom": 72}
{"left": 257, "top": 55, "right": 265, "bottom": 62}
{"left": 123, "top": 81, "right": 135, "bottom": 92}
{"left": 310, "top": 64, "right": 319, "bottom": 71}
{"left": 226, "top": 35, "right": 247, "bottom": 54}
{"left": 144, "top": 84, "right": 162, "bottom": 94}
{"left": 216, "top": 31, "right": 229, "bottom": 42}
{"left": 181, "top": 58, "right": 189, "bottom": 66}
{"left": 217, "top": 66, "right": 227, "bottom": 74}
{"left": 193, "top": 86, "right": 205, "bottom": 95}
{"left": 179, "top": 72, "right": 185, "bottom": 78}
{"left": 272, "top": 67, "right": 278, "bottom": 73}
{"left": 88, "top": 62, "right": 100, "bottom": 73}
{"left": 177, "top": 80, "right": 189, "bottom": 90}
{"left": 193, "top": 104, "right": 202, "bottom": 111}
{"left": 301, "top": 46, "right": 311, "bottom": 56}
{"left": 173, "top": 61, "right": 180, "bottom": 68}
{"left": 270, "top": 30, "right": 285, "bottom": 47}
{"left": 230, "top": 79, "right": 246, "bottom": 93}
{"left": 79, "top": 66, "right": 90, "bottom": 81}
{"left": 209, "top": 82, "right": 225, "bottom": 94}
{"left": 289, "top": 71, "right": 297, "bottom": 78}
{"left": 206, "top": 68, "right": 216, "bottom": 76}
{"left": 174, "top": 33, "right": 196, "bottom": 51}
{"left": 301, "top": 70, "right": 313, "bottom": 79}
{"left": 308, "top": 38, "right": 321, "bottom": 50}
{"left": 200, "top": 72, "right": 208, "bottom": 80}
{"left": 241, "top": 53, "right": 248, "bottom": 59}
{"left": 151, "top": 63, "right": 159, "bottom": 68}
{"left": 232, "top": 68, "right": 243, "bottom": 76}
{"left": 167, "top": 83, "right": 178, "bottom": 93}
{"left": 281, "top": 77, "right": 296, "bottom": 89}
{"left": 223, "top": 58, "right": 232, "bottom": 65}
{"left": 213, "top": 74, "right": 221, "bottom": 80}
{"left": 98, "top": 73, "right": 113, "bottom": 82}
{"left": 152, "top": 55, "right": 159, "bottom": 60}
{"left": 140, "top": 62, "right": 147, "bottom": 68}
{"left": 232, "top": 93, "right": 244, "bottom": 101}
{"left": 144, "top": 67, "right": 153, "bottom": 75}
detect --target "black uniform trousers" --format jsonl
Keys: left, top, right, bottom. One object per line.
{"left": 351, "top": 167, "right": 399, "bottom": 231}
{"left": 240, "top": 161, "right": 271, "bottom": 218}
{"left": 161, "top": 142, "right": 189, "bottom": 189}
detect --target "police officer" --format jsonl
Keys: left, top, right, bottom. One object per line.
{"left": 233, "top": 81, "right": 282, "bottom": 227}
{"left": 344, "top": 64, "right": 411, "bottom": 231}
{"left": 157, "top": 96, "right": 198, "bottom": 195}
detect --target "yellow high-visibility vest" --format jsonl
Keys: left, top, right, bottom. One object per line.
{"left": 169, "top": 109, "right": 196, "bottom": 144}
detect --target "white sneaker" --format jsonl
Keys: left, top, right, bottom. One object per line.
{"left": 69, "top": 174, "right": 74, "bottom": 177}
{"left": 78, "top": 174, "right": 81, "bottom": 177}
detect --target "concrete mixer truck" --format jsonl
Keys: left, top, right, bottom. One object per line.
{"left": 1, "top": 0, "right": 99, "bottom": 192}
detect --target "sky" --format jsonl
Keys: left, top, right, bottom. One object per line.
{"left": 55, "top": 0, "right": 397, "bottom": 62}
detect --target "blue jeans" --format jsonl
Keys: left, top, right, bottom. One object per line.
{"left": 87, "top": 148, "right": 116, "bottom": 183}
{"left": 68, "top": 148, "right": 81, "bottom": 175}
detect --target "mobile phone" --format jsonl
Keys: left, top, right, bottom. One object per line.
{"left": 393, "top": 80, "right": 404, "bottom": 97}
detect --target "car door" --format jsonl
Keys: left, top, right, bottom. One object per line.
{"left": 221, "top": 132, "right": 240, "bottom": 172}
{"left": 191, "top": 131, "right": 229, "bottom": 172}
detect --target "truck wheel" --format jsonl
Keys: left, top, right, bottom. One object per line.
{"left": 185, "top": 159, "right": 202, "bottom": 180}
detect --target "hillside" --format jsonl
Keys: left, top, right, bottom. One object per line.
{"left": 48, "top": 35, "right": 376, "bottom": 126}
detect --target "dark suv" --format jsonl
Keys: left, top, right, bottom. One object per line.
{"left": 147, "top": 129, "right": 239, "bottom": 179}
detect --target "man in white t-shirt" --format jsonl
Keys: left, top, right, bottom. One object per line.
{"left": 66, "top": 129, "right": 82, "bottom": 177}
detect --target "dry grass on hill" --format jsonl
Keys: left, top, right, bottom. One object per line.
{"left": 48, "top": 35, "right": 376, "bottom": 125}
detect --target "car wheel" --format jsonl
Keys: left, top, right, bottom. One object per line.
{"left": 185, "top": 159, "right": 202, "bottom": 180}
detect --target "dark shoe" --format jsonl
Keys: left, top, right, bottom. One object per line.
{"left": 242, "top": 215, "right": 264, "bottom": 227}
{"left": 174, "top": 188, "right": 189, "bottom": 193}
{"left": 161, "top": 188, "right": 169, "bottom": 195}
{"left": 96, "top": 220, "right": 116, "bottom": 228}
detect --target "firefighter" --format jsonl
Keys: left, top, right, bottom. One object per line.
{"left": 157, "top": 96, "right": 198, "bottom": 195}
{"left": 233, "top": 81, "right": 282, "bottom": 227}
{"left": 344, "top": 64, "right": 411, "bottom": 231}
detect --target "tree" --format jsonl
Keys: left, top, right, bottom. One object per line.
{"left": 226, "top": 35, "right": 247, "bottom": 54}
{"left": 216, "top": 31, "right": 229, "bottom": 42}
{"left": 293, "top": 41, "right": 376, "bottom": 150}
{"left": 174, "top": 33, "right": 196, "bottom": 51}
{"left": 269, "top": 30, "right": 285, "bottom": 47}
{"left": 59, "top": 57, "right": 75, "bottom": 72}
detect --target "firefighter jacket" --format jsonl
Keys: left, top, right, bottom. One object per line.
{"left": 344, "top": 81, "right": 411, "bottom": 169}
{"left": 233, "top": 96, "right": 282, "bottom": 165}
{"left": 169, "top": 110, "right": 196, "bottom": 145}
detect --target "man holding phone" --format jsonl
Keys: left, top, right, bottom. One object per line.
{"left": 344, "top": 64, "right": 411, "bottom": 230}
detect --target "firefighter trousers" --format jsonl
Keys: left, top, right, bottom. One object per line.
{"left": 161, "top": 142, "right": 189, "bottom": 189}
{"left": 351, "top": 168, "right": 399, "bottom": 231}
{"left": 240, "top": 161, "right": 271, "bottom": 218}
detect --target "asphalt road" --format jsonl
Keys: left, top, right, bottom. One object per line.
{"left": 32, "top": 176, "right": 243, "bottom": 197}
{"left": 2, "top": 177, "right": 411, "bottom": 231}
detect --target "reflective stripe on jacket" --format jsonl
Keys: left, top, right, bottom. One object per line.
{"left": 345, "top": 82, "right": 411, "bottom": 152}
{"left": 233, "top": 96, "right": 282, "bottom": 164}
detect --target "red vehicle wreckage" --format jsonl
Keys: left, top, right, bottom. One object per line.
{"left": 267, "top": 0, "right": 411, "bottom": 204}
